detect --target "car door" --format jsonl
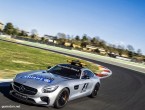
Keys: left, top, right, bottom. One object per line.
{"left": 80, "top": 70, "right": 94, "bottom": 94}
{"left": 69, "top": 69, "right": 94, "bottom": 100}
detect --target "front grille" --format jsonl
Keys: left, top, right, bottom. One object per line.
{"left": 11, "top": 91, "right": 36, "bottom": 104}
{"left": 13, "top": 82, "right": 37, "bottom": 95}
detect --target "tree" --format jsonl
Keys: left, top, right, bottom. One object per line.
{"left": 128, "top": 51, "right": 134, "bottom": 58}
{"left": 57, "top": 33, "right": 66, "bottom": 39}
{"left": 75, "top": 35, "right": 80, "bottom": 41}
{"left": 81, "top": 42, "right": 89, "bottom": 48}
{"left": 90, "top": 36, "right": 101, "bottom": 46}
{"left": 117, "top": 45, "right": 125, "bottom": 56}
{"left": 91, "top": 37, "right": 97, "bottom": 44}
{"left": 137, "top": 49, "right": 142, "bottom": 55}
{"left": 99, "top": 40, "right": 106, "bottom": 48}
{"left": 12, "top": 28, "right": 19, "bottom": 36}
{"left": 31, "top": 29, "right": 38, "bottom": 36}
{"left": 95, "top": 49, "right": 100, "bottom": 54}
{"left": 44, "top": 39, "right": 49, "bottom": 44}
{"left": 19, "top": 30, "right": 28, "bottom": 36}
{"left": 118, "top": 49, "right": 123, "bottom": 56}
{"left": 31, "top": 34, "right": 36, "bottom": 39}
{"left": 66, "top": 35, "right": 71, "bottom": 40}
{"left": 3, "top": 22, "right": 15, "bottom": 35}
{"left": 31, "top": 29, "right": 38, "bottom": 40}
{"left": 81, "top": 34, "right": 88, "bottom": 42}
{"left": 117, "top": 45, "right": 125, "bottom": 50}
{"left": 127, "top": 45, "right": 134, "bottom": 52}
{"left": 41, "top": 37, "right": 45, "bottom": 42}
{"left": 57, "top": 39, "right": 65, "bottom": 45}
{"left": 111, "top": 44, "right": 117, "bottom": 48}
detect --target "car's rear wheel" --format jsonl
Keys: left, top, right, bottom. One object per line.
{"left": 54, "top": 88, "right": 69, "bottom": 109}
{"left": 90, "top": 83, "right": 100, "bottom": 98}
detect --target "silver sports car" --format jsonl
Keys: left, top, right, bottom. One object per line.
{"left": 9, "top": 60, "right": 100, "bottom": 108}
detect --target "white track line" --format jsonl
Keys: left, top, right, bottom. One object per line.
{"left": 0, "top": 79, "right": 13, "bottom": 82}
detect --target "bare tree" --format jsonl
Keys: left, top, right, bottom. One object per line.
{"left": 117, "top": 45, "right": 125, "bottom": 50}
{"left": 127, "top": 45, "right": 134, "bottom": 52}
{"left": 137, "top": 49, "right": 142, "bottom": 55}
{"left": 31, "top": 29, "right": 38, "bottom": 36}
{"left": 31, "top": 29, "right": 38, "bottom": 40}
{"left": 57, "top": 33, "right": 66, "bottom": 39}
{"left": 110, "top": 44, "right": 117, "bottom": 48}
{"left": 66, "top": 35, "right": 71, "bottom": 40}
{"left": 95, "top": 36, "right": 101, "bottom": 41}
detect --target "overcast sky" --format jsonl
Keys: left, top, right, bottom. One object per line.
{"left": 0, "top": 0, "right": 145, "bottom": 54}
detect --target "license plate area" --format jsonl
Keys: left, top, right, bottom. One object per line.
{"left": 13, "top": 92, "right": 28, "bottom": 100}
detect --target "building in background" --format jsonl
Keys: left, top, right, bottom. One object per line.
{"left": 84, "top": 45, "right": 107, "bottom": 55}
{"left": 44, "top": 35, "right": 57, "bottom": 43}
{"left": 0, "top": 22, "right": 4, "bottom": 33}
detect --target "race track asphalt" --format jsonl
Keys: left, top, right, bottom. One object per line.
{"left": 0, "top": 41, "right": 145, "bottom": 110}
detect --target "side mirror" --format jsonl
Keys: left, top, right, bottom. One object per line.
{"left": 47, "top": 66, "right": 51, "bottom": 69}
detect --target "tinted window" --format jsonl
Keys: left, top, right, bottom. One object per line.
{"left": 82, "top": 70, "right": 94, "bottom": 78}
{"left": 48, "top": 65, "right": 81, "bottom": 79}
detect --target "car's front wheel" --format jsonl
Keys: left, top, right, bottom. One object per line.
{"left": 54, "top": 88, "right": 69, "bottom": 109}
{"left": 90, "top": 83, "right": 100, "bottom": 98}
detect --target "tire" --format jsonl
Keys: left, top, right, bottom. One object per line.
{"left": 54, "top": 88, "right": 69, "bottom": 109}
{"left": 90, "top": 83, "right": 100, "bottom": 98}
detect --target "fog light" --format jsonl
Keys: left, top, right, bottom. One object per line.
{"left": 40, "top": 97, "right": 49, "bottom": 104}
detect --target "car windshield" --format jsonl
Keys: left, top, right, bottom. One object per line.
{"left": 47, "top": 65, "right": 81, "bottom": 79}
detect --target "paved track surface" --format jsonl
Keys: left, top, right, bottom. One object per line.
{"left": 0, "top": 40, "right": 145, "bottom": 110}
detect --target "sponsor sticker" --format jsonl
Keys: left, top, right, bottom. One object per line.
{"left": 21, "top": 75, "right": 54, "bottom": 83}
{"left": 58, "top": 65, "right": 80, "bottom": 72}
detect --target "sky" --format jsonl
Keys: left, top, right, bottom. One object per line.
{"left": 0, "top": 0, "right": 145, "bottom": 54}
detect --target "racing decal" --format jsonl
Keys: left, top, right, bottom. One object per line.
{"left": 81, "top": 83, "right": 89, "bottom": 92}
{"left": 20, "top": 75, "right": 54, "bottom": 83}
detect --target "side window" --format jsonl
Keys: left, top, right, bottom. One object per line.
{"left": 82, "top": 70, "right": 94, "bottom": 79}
{"left": 86, "top": 70, "right": 94, "bottom": 77}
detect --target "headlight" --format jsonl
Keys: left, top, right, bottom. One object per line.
{"left": 42, "top": 85, "right": 59, "bottom": 93}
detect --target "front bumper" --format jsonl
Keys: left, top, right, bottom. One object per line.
{"left": 9, "top": 82, "right": 60, "bottom": 106}
{"left": 10, "top": 90, "right": 50, "bottom": 106}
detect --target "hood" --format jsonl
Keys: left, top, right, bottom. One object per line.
{"left": 14, "top": 70, "right": 70, "bottom": 88}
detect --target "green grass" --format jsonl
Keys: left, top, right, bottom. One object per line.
{"left": 0, "top": 40, "right": 99, "bottom": 78}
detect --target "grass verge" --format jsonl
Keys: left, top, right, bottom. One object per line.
{"left": 0, "top": 40, "right": 99, "bottom": 78}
